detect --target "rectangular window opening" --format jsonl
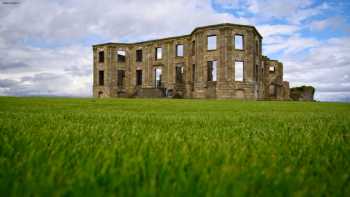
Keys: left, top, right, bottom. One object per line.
{"left": 136, "top": 70, "right": 142, "bottom": 86}
{"left": 136, "top": 49, "right": 142, "bottom": 62}
{"left": 207, "top": 35, "right": 217, "bottom": 50}
{"left": 117, "top": 70, "right": 125, "bottom": 88}
{"left": 207, "top": 60, "right": 217, "bottom": 81}
{"left": 117, "top": 50, "right": 126, "bottom": 62}
{"left": 192, "top": 64, "right": 195, "bottom": 91}
{"left": 269, "top": 84, "right": 276, "bottom": 96}
{"left": 269, "top": 66, "right": 275, "bottom": 72}
{"left": 192, "top": 64, "right": 196, "bottom": 82}
{"left": 155, "top": 68, "right": 162, "bottom": 88}
{"left": 255, "top": 64, "right": 259, "bottom": 82}
{"left": 176, "top": 44, "right": 184, "bottom": 57}
{"left": 234, "top": 35, "right": 244, "bottom": 50}
{"left": 99, "top": 70, "right": 104, "bottom": 85}
{"left": 176, "top": 64, "right": 184, "bottom": 83}
{"left": 155, "top": 47, "right": 162, "bottom": 60}
{"left": 98, "top": 51, "right": 104, "bottom": 63}
{"left": 192, "top": 41, "right": 195, "bottom": 56}
{"left": 235, "top": 61, "right": 243, "bottom": 81}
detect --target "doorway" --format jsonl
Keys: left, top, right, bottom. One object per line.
{"left": 155, "top": 67, "right": 162, "bottom": 88}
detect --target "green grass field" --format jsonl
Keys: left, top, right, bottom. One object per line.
{"left": 0, "top": 97, "right": 349, "bottom": 196}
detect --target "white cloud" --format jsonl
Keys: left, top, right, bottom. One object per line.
{"left": 249, "top": 0, "right": 327, "bottom": 24}
{"left": 1, "top": 0, "right": 249, "bottom": 44}
{"left": 310, "top": 16, "right": 350, "bottom": 32}
{"left": 0, "top": 73, "right": 91, "bottom": 97}
{"left": 0, "top": 22, "right": 92, "bottom": 96}
{"left": 213, "top": 0, "right": 250, "bottom": 10}
{"left": 258, "top": 24, "right": 300, "bottom": 38}
{"left": 214, "top": 0, "right": 329, "bottom": 24}
{"left": 263, "top": 34, "right": 319, "bottom": 55}
{"left": 0, "top": 0, "right": 246, "bottom": 97}
{"left": 214, "top": 0, "right": 314, "bottom": 17}
{"left": 0, "top": 0, "right": 349, "bottom": 102}
{"left": 280, "top": 37, "right": 350, "bottom": 101}
{"left": 315, "top": 92, "right": 350, "bottom": 102}
{"left": 0, "top": 43, "right": 92, "bottom": 96}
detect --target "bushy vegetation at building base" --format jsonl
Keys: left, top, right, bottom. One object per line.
{"left": 0, "top": 97, "right": 349, "bottom": 196}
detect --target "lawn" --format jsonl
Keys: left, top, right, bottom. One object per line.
{"left": 0, "top": 97, "right": 349, "bottom": 196}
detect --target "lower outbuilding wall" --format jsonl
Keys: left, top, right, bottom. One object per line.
{"left": 290, "top": 86, "right": 315, "bottom": 101}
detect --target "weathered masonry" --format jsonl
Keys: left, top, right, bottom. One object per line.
{"left": 92, "top": 23, "right": 290, "bottom": 100}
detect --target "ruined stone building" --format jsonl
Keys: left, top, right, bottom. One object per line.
{"left": 92, "top": 23, "right": 290, "bottom": 100}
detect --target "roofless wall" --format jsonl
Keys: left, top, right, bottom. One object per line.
{"left": 92, "top": 23, "right": 289, "bottom": 100}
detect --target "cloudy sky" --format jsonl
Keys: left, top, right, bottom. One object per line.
{"left": 0, "top": 0, "right": 349, "bottom": 101}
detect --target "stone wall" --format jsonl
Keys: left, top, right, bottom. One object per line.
{"left": 290, "top": 86, "right": 315, "bottom": 101}
{"left": 92, "top": 23, "right": 288, "bottom": 100}
{"left": 261, "top": 56, "right": 289, "bottom": 100}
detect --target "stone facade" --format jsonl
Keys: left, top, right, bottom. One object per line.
{"left": 290, "top": 86, "right": 315, "bottom": 101}
{"left": 261, "top": 56, "right": 290, "bottom": 100}
{"left": 92, "top": 23, "right": 290, "bottom": 100}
